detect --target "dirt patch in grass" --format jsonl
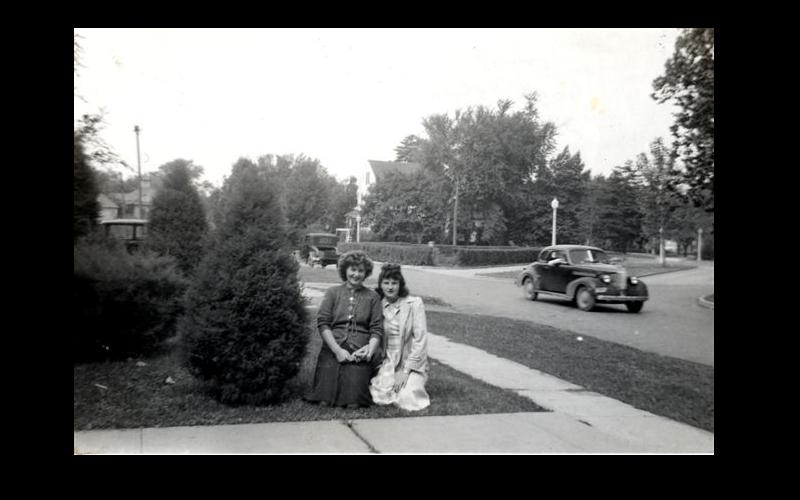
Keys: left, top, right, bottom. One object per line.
{"left": 74, "top": 325, "right": 544, "bottom": 430}
{"left": 426, "top": 311, "right": 714, "bottom": 432}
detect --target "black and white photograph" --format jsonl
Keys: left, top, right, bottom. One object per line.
{"left": 73, "top": 28, "right": 714, "bottom": 455}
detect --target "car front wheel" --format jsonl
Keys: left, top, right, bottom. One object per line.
{"left": 523, "top": 278, "right": 538, "bottom": 301}
{"left": 626, "top": 301, "right": 644, "bottom": 313}
{"left": 575, "top": 287, "right": 596, "bottom": 311}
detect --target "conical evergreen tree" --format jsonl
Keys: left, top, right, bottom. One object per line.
{"left": 180, "top": 158, "right": 309, "bottom": 405}
{"left": 148, "top": 159, "right": 208, "bottom": 275}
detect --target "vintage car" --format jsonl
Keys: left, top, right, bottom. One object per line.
{"left": 100, "top": 218, "right": 148, "bottom": 253}
{"left": 301, "top": 232, "right": 340, "bottom": 268}
{"left": 515, "top": 244, "right": 648, "bottom": 312}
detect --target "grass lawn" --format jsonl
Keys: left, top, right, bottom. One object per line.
{"left": 426, "top": 311, "right": 714, "bottom": 432}
{"left": 74, "top": 325, "right": 544, "bottom": 430}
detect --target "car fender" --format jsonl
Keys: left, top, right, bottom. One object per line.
{"left": 516, "top": 271, "right": 533, "bottom": 287}
{"left": 566, "top": 277, "right": 599, "bottom": 300}
{"left": 627, "top": 281, "right": 649, "bottom": 298}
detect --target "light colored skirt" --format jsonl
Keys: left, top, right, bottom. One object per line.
{"left": 369, "top": 350, "right": 430, "bottom": 411}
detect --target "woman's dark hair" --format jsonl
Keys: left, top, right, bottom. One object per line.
{"left": 337, "top": 250, "right": 374, "bottom": 282}
{"left": 375, "top": 263, "right": 410, "bottom": 298}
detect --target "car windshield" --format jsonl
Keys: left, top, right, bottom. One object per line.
{"left": 569, "top": 249, "right": 611, "bottom": 264}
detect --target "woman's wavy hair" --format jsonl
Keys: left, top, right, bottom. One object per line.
{"left": 337, "top": 250, "right": 374, "bottom": 282}
{"left": 375, "top": 263, "right": 410, "bottom": 298}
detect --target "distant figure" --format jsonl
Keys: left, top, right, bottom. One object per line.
{"left": 548, "top": 250, "right": 566, "bottom": 265}
{"left": 305, "top": 251, "right": 383, "bottom": 408}
{"left": 367, "top": 263, "right": 431, "bottom": 411}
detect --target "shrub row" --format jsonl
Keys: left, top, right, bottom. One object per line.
{"left": 339, "top": 242, "right": 437, "bottom": 265}
{"left": 73, "top": 238, "right": 189, "bottom": 362}
{"left": 339, "top": 242, "right": 541, "bottom": 266}
{"left": 453, "top": 247, "right": 541, "bottom": 266}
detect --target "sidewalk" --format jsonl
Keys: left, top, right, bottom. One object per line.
{"left": 75, "top": 296, "right": 714, "bottom": 453}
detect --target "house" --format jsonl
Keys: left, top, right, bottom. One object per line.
{"left": 97, "top": 193, "right": 120, "bottom": 222}
{"left": 100, "top": 177, "right": 160, "bottom": 220}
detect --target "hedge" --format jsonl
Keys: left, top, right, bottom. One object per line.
{"left": 73, "top": 239, "right": 189, "bottom": 362}
{"left": 339, "top": 242, "right": 541, "bottom": 267}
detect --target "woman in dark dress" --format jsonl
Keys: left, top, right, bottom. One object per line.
{"left": 305, "top": 251, "right": 383, "bottom": 408}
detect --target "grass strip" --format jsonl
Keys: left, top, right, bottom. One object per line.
{"left": 74, "top": 325, "right": 544, "bottom": 430}
{"left": 426, "top": 311, "right": 714, "bottom": 432}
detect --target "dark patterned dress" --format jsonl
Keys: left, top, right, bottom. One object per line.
{"left": 305, "top": 283, "right": 384, "bottom": 407}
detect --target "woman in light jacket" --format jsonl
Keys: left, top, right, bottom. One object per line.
{"left": 359, "top": 263, "right": 430, "bottom": 411}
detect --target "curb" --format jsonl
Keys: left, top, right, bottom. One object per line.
{"left": 697, "top": 295, "right": 714, "bottom": 310}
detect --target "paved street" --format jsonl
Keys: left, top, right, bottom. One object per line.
{"left": 377, "top": 262, "right": 714, "bottom": 366}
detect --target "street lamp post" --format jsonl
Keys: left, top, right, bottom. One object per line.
{"left": 697, "top": 227, "right": 703, "bottom": 262}
{"left": 134, "top": 125, "right": 143, "bottom": 219}
{"left": 551, "top": 197, "right": 559, "bottom": 246}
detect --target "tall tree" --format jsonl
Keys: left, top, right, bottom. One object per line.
{"left": 73, "top": 130, "right": 100, "bottom": 241}
{"left": 636, "top": 138, "right": 684, "bottom": 263}
{"left": 363, "top": 169, "right": 451, "bottom": 243}
{"left": 390, "top": 94, "right": 558, "bottom": 244}
{"left": 595, "top": 164, "right": 645, "bottom": 252}
{"left": 148, "top": 159, "right": 209, "bottom": 275}
{"left": 181, "top": 158, "right": 307, "bottom": 405}
{"left": 652, "top": 28, "right": 714, "bottom": 213}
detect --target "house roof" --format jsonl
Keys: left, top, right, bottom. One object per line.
{"left": 368, "top": 160, "right": 422, "bottom": 182}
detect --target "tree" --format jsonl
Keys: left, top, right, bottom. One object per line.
{"left": 327, "top": 176, "right": 358, "bottom": 230}
{"left": 147, "top": 159, "right": 209, "bottom": 275}
{"left": 636, "top": 138, "right": 684, "bottom": 263}
{"left": 180, "top": 157, "right": 308, "bottom": 405}
{"left": 392, "top": 94, "right": 558, "bottom": 244}
{"left": 594, "top": 164, "right": 645, "bottom": 252}
{"left": 363, "top": 169, "right": 451, "bottom": 243}
{"left": 74, "top": 130, "right": 100, "bottom": 241}
{"left": 652, "top": 28, "right": 714, "bottom": 213}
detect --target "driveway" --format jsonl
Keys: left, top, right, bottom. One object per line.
{"left": 394, "top": 263, "right": 714, "bottom": 367}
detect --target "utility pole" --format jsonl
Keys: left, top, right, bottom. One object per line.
{"left": 134, "top": 125, "right": 143, "bottom": 219}
{"left": 659, "top": 227, "right": 666, "bottom": 266}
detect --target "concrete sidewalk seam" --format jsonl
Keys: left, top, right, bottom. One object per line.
{"left": 344, "top": 420, "right": 379, "bottom": 454}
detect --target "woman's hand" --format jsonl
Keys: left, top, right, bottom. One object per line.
{"left": 351, "top": 346, "right": 368, "bottom": 362}
{"left": 335, "top": 348, "right": 354, "bottom": 363}
{"left": 393, "top": 371, "right": 410, "bottom": 392}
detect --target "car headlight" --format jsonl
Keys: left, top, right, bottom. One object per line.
{"left": 630, "top": 276, "right": 639, "bottom": 285}
{"left": 600, "top": 274, "right": 611, "bottom": 284}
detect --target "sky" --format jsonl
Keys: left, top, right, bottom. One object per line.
{"left": 74, "top": 28, "right": 681, "bottom": 188}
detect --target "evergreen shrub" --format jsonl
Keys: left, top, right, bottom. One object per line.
{"left": 180, "top": 160, "right": 309, "bottom": 405}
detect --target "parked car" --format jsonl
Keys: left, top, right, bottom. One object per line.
{"left": 100, "top": 218, "right": 147, "bottom": 253}
{"left": 515, "top": 245, "right": 648, "bottom": 312}
{"left": 301, "top": 232, "right": 340, "bottom": 268}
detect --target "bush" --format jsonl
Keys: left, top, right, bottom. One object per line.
{"left": 180, "top": 159, "right": 309, "bottom": 406}
{"left": 338, "top": 242, "right": 437, "bottom": 265}
{"left": 73, "top": 238, "right": 189, "bottom": 362}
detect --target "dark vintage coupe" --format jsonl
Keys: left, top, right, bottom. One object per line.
{"left": 515, "top": 245, "right": 648, "bottom": 312}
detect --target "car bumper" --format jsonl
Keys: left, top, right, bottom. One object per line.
{"left": 596, "top": 295, "right": 648, "bottom": 302}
